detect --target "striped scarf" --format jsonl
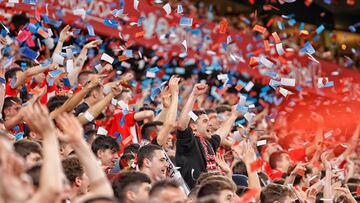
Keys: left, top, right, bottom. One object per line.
{"left": 198, "top": 136, "right": 219, "bottom": 171}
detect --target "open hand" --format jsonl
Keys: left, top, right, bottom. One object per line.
{"left": 84, "top": 39, "right": 102, "bottom": 50}
{"left": 22, "top": 102, "right": 55, "bottom": 135}
{"left": 168, "top": 75, "right": 180, "bottom": 95}
{"left": 56, "top": 113, "right": 84, "bottom": 145}
{"left": 59, "top": 25, "right": 71, "bottom": 42}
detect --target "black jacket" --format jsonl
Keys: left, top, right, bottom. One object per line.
{"left": 175, "top": 127, "right": 221, "bottom": 189}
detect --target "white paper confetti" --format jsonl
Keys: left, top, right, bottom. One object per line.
{"left": 188, "top": 111, "right": 198, "bottom": 121}
{"left": 101, "top": 53, "right": 114, "bottom": 64}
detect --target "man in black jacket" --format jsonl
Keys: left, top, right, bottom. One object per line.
{"left": 176, "top": 83, "right": 240, "bottom": 189}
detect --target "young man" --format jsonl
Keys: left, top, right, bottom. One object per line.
{"left": 176, "top": 83, "right": 240, "bottom": 188}
{"left": 137, "top": 144, "right": 167, "bottom": 183}
{"left": 268, "top": 151, "right": 292, "bottom": 180}
{"left": 260, "top": 184, "right": 294, "bottom": 203}
{"left": 111, "top": 171, "right": 151, "bottom": 203}
{"left": 149, "top": 179, "right": 187, "bottom": 203}
{"left": 197, "top": 180, "right": 236, "bottom": 203}
{"left": 91, "top": 135, "right": 120, "bottom": 173}
{"left": 62, "top": 156, "right": 90, "bottom": 202}
{"left": 13, "top": 140, "right": 42, "bottom": 169}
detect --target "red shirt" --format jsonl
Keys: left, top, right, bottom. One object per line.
{"left": 5, "top": 82, "right": 18, "bottom": 96}
{"left": 106, "top": 110, "right": 136, "bottom": 153}
{"left": 269, "top": 169, "right": 285, "bottom": 180}
{"left": 288, "top": 148, "right": 306, "bottom": 162}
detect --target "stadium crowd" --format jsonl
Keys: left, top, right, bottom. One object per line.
{"left": 0, "top": 0, "right": 360, "bottom": 203}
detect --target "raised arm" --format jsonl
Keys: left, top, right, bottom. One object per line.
{"left": 322, "top": 152, "right": 333, "bottom": 203}
{"left": 56, "top": 113, "right": 114, "bottom": 200}
{"left": 4, "top": 108, "right": 24, "bottom": 130}
{"left": 342, "top": 122, "right": 360, "bottom": 157}
{"left": 233, "top": 140, "right": 261, "bottom": 201}
{"left": 78, "top": 85, "right": 122, "bottom": 125}
{"left": 68, "top": 40, "right": 102, "bottom": 86}
{"left": 284, "top": 163, "right": 307, "bottom": 186}
{"left": 50, "top": 74, "right": 101, "bottom": 119}
{"left": 157, "top": 76, "right": 180, "bottom": 147}
{"left": 12, "top": 63, "right": 56, "bottom": 89}
{"left": 24, "top": 103, "right": 62, "bottom": 203}
{"left": 213, "top": 105, "right": 239, "bottom": 146}
{"left": 154, "top": 88, "right": 171, "bottom": 122}
{"left": 52, "top": 25, "right": 71, "bottom": 57}
{"left": 133, "top": 110, "right": 155, "bottom": 121}
{"left": 177, "top": 83, "right": 208, "bottom": 131}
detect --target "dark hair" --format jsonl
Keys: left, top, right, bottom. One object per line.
{"left": 204, "top": 109, "right": 216, "bottom": 115}
{"left": 111, "top": 171, "right": 151, "bottom": 201}
{"left": 119, "top": 153, "right": 135, "bottom": 169}
{"left": 77, "top": 70, "right": 95, "bottom": 84}
{"left": 84, "top": 129, "right": 97, "bottom": 142}
{"left": 5, "top": 67, "right": 22, "bottom": 82}
{"left": 13, "top": 140, "right": 41, "bottom": 159}
{"left": 197, "top": 180, "right": 235, "bottom": 199}
{"left": 189, "top": 110, "right": 207, "bottom": 125}
{"left": 141, "top": 121, "right": 163, "bottom": 141}
{"left": 47, "top": 95, "right": 69, "bottom": 112}
{"left": 272, "top": 178, "right": 285, "bottom": 185}
{"left": 62, "top": 156, "right": 84, "bottom": 185}
{"left": 91, "top": 135, "right": 120, "bottom": 156}
{"left": 215, "top": 105, "right": 231, "bottom": 114}
{"left": 137, "top": 144, "right": 162, "bottom": 169}
{"left": 196, "top": 172, "right": 222, "bottom": 185}
{"left": 235, "top": 185, "right": 249, "bottom": 197}
{"left": 123, "top": 143, "right": 140, "bottom": 155}
{"left": 26, "top": 164, "right": 41, "bottom": 188}
{"left": 149, "top": 179, "right": 180, "bottom": 197}
{"left": 2, "top": 96, "right": 22, "bottom": 119}
{"left": 269, "top": 151, "right": 287, "bottom": 169}
{"left": 260, "top": 184, "right": 291, "bottom": 203}
{"left": 232, "top": 161, "right": 248, "bottom": 176}
{"left": 82, "top": 196, "right": 118, "bottom": 203}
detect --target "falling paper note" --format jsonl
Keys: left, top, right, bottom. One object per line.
{"left": 101, "top": 53, "right": 114, "bottom": 64}
{"left": 244, "top": 81, "right": 254, "bottom": 92}
{"left": 280, "top": 78, "right": 296, "bottom": 87}
{"left": 134, "top": 0, "right": 139, "bottom": 10}
{"left": 52, "top": 53, "right": 64, "bottom": 65}
{"left": 257, "top": 140, "right": 267, "bottom": 146}
{"left": 279, "top": 87, "right": 292, "bottom": 97}
{"left": 177, "top": 4, "right": 183, "bottom": 14}
{"left": 86, "top": 24, "right": 95, "bottom": 36}
{"left": 66, "top": 59, "right": 74, "bottom": 73}
{"left": 188, "top": 111, "right": 198, "bottom": 121}
{"left": 163, "top": 3, "right": 171, "bottom": 15}
{"left": 275, "top": 43, "right": 285, "bottom": 55}
{"left": 180, "top": 17, "right": 193, "bottom": 27}
{"left": 182, "top": 40, "right": 187, "bottom": 51}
